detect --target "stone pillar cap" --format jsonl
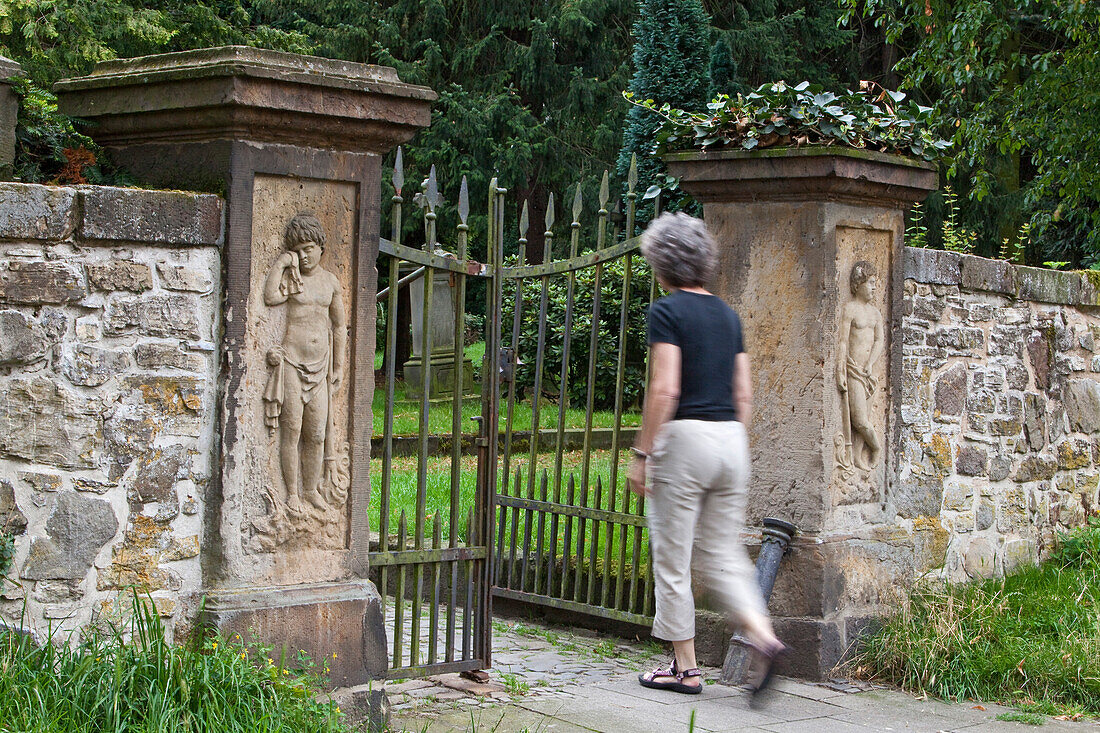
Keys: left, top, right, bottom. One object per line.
{"left": 54, "top": 46, "right": 437, "bottom": 153}
{"left": 666, "top": 146, "right": 938, "bottom": 207}
{"left": 0, "top": 56, "right": 25, "bottom": 81}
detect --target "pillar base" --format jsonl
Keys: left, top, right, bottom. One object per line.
{"left": 204, "top": 580, "right": 388, "bottom": 687}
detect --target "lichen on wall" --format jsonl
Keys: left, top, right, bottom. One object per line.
{"left": 0, "top": 182, "right": 223, "bottom": 641}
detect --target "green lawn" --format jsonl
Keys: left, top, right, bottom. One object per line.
{"left": 373, "top": 342, "right": 640, "bottom": 438}
{"left": 370, "top": 448, "right": 648, "bottom": 573}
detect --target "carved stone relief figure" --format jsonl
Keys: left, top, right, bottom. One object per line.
{"left": 836, "top": 260, "right": 884, "bottom": 477}
{"left": 251, "top": 211, "right": 350, "bottom": 550}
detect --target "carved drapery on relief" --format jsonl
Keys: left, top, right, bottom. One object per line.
{"left": 837, "top": 260, "right": 884, "bottom": 480}
{"left": 249, "top": 211, "right": 350, "bottom": 552}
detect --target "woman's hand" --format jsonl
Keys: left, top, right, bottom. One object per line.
{"left": 627, "top": 455, "right": 648, "bottom": 496}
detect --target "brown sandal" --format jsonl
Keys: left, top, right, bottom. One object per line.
{"left": 638, "top": 658, "right": 703, "bottom": 695}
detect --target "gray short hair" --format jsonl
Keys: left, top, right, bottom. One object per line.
{"left": 640, "top": 212, "right": 717, "bottom": 288}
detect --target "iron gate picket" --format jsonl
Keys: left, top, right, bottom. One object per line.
{"left": 371, "top": 153, "right": 657, "bottom": 678}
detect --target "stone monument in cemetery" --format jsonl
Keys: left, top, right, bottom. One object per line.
{"left": 56, "top": 46, "right": 435, "bottom": 685}
{"left": 401, "top": 257, "right": 477, "bottom": 400}
{"left": 667, "top": 147, "right": 937, "bottom": 678}
{"left": 0, "top": 56, "right": 24, "bottom": 180}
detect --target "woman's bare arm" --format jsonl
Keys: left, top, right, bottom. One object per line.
{"left": 634, "top": 342, "right": 681, "bottom": 454}
{"left": 733, "top": 351, "right": 752, "bottom": 426}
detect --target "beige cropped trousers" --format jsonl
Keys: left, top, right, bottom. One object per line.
{"left": 647, "top": 419, "right": 767, "bottom": 642}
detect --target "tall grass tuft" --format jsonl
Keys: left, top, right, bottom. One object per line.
{"left": 852, "top": 517, "right": 1100, "bottom": 717}
{"left": 0, "top": 592, "right": 351, "bottom": 732}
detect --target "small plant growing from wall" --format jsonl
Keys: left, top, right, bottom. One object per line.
{"left": 907, "top": 187, "right": 978, "bottom": 255}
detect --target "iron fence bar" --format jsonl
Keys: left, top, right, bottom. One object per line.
{"left": 576, "top": 259, "right": 603, "bottom": 602}
{"left": 495, "top": 493, "right": 648, "bottom": 526}
{"left": 560, "top": 474, "right": 577, "bottom": 598}
{"left": 506, "top": 466, "right": 522, "bottom": 589}
{"left": 523, "top": 193, "right": 554, "bottom": 592}
{"left": 607, "top": 252, "right": 633, "bottom": 608}
{"left": 447, "top": 176, "right": 471, "bottom": 664}
{"left": 499, "top": 200, "right": 527, "bottom": 550}
{"left": 587, "top": 476, "right": 602, "bottom": 604}
{"left": 375, "top": 265, "right": 424, "bottom": 300}
{"left": 491, "top": 587, "right": 653, "bottom": 627}
{"left": 370, "top": 546, "right": 489, "bottom": 566}
{"left": 393, "top": 510, "right": 407, "bottom": 669}
{"left": 501, "top": 236, "right": 641, "bottom": 278}
{"left": 533, "top": 469, "right": 550, "bottom": 594}
{"left": 429, "top": 518, "right": 441, "bottom": 665}
{"left": 379, "top": 238, "right": 480, "bottom": 275}
{"left": 463, "top": 506, "right": 474, "bottom": 659}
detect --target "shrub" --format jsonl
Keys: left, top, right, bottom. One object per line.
{"left": 503, "top": 256, "right": 651, "bottom": 412}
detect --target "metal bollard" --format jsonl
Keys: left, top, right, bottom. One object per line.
{"left": 719, "top": 517, "right": 798, "bottom": 686}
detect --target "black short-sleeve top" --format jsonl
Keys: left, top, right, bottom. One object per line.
{"left": 646, "top": 290, "right": 744, "bottom": 422}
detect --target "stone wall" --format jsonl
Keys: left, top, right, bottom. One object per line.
{"left": 898, "top": 247, "right": 1100, "bottom": 581}
{"left": 0, "top": 182, "right": 223, "bottom": 640}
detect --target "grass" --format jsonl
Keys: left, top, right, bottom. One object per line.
{"left": 852, "top": 516, "right": 1100, "bottom": 720}
{"left": 370, "top": 448, "right": 649, "bottom": 572}
{"left": 0, "top": 593, "right": 350, "bottom": 733}
{"left": 372, "top": 380, "right": 640, "bottom": 437}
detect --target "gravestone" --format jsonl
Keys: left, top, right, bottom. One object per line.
{"left": 667, "top": 147, "right": 936, "bottom": 678}
{"left": 401, "top": 254, "right": 477, "bottom": 400}
{"left": 56, "top": 46, "right": 435, "bottom": 686}
{"left": 0, "top": 57, "right": 24, "bottom": 180}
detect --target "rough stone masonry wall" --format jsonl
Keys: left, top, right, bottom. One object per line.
{"left": 0, "top": 182, "right": 223, "bottom": 640}
{"left": 899, "top": 247, "right": 1100, "bottom": 582}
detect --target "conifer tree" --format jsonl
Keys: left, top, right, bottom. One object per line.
{"left": 617, "top": 0, "right": 710, "bottom": 210}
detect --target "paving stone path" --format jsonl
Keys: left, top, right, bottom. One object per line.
{"left": 379, "top": 616, "right": 1099, "bottom": 732}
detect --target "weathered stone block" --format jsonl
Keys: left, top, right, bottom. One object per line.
{"left": 989, "top": 326, "right": 1025, "bottom": 358}
{"left": 21, "top": 492, "right": 118, "bottom": 580}
{"left": 204, "top": 582, "right": 389, "bottom": 687}
{"left": 913, "top": 516, "right": 949, "bottom": 572}
{"left": 1016, "top": 266, "right": 1085, "bottom": 306}
{"left": 1057, "top": 439, "right": 1092, "bottom": 470}
{"left": 105, "top": 293, "right": 201, "bottom": 339}
{"left": 0, "top": 479, "right": 27, "bottom": 535}
{"left": 1027, "top": 333, "right": 1052, "bottom": 391}
{"left": 960, "top": 255, "right": 1015, "bottom": 296}
{"left": 81, "top": 187, "right": 224, "bottom": 246}
{"left": 0, "top": 310, "right": 51, "bottom": 365}
{"left": 1014, "top": 456, "right": 1057, "bottom": 483}
{"left": 0, "top": 377, "right": 102, "bottom": 469}
{"left": 934, "top": 363, "right": 967, "bottom": 417}
{"left": 963, "top": 537, "right": 997, "bottom": 579}
{"left": 75, "top": 315, "right": 102, "bottom": 342}
{"left": 60, "top": 344, "right": 132, "bottom": 387}
{"left": 102, "top": 403, "right": 158, "bottom": 480}
{"left": 156, "top": 262, "right": 213, "bottom": 292}
{"left": 1003, "top": 539, "right": 1035, "bottom": 573}
{"left": 966, "top": 303, "right": 994, "bottom": 322}
{"left": 896, "top": 470, "right": 944, "bottom": 519}
{"left": 989, "top": 417, "right": 1023, "bottom": 437}
{"left": 86, "top": 261, "right": 153, "bottom": 292}
{"left": 905, "top": 248, "right": 960, "bottom": 285}
{"left": 0, "top": 260, "right": 85, "bottom": 305}
{"left": 130, "top": 445, "right": 189, "bottom": 504}
{"left": 956, "top": 445, "right": 988, "bottom": 476}
{"left": 124, "top": 376, "right": 203, "bottom": 416}
{"left": 1064, "top": 379, "right": 1100, "bottom": 433}
{"left": 976, "top": 498, "right": 995, "bottom": 531}
{"left": 943, "top": 482, "right": 972, "bottom": 512}
{"left": 1023, "top": 392, "right": 1046, "bottom": 450}
{"left": 928, "top": 326, "right": 984, "bottom": 354}
{"left": 0, "top": 184, "right": 77, "bottom": 239}
{"left": 133, "top": 342, "right": 206, "bottom": 372}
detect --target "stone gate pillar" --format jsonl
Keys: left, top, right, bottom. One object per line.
{"left": 56, "top": 46, "right": 435, "bottom": 685}
{"left": 667, "top": 147, "right": 936, "bottom": 678}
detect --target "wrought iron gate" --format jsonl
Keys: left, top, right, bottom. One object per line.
{"left": 372, "top": 152, "right": 657, "bottom": 678}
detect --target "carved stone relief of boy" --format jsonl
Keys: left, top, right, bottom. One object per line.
{"left": 836, "top": 260, "right": 884, "bottom": 476}
{"left": 252, "top": 211, "right": 350, "bottom": 549}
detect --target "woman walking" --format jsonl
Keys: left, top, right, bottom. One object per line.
{"left": 628, "top": 212, "right": 784, "bottom": 700}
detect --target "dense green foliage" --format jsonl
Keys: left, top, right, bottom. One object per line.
{"left": 503, "top": 257, "right": 651, "bottom": 411}
{"left": 0, "top": 595, "right": 349, "bottom": 732}
{"left": 855, "top": 517, "right": 1100, "bottom": 718}
{"left": 617, "top": 0, "right": 710, "bottom": 213}
{"left": 839, "top": 0, "right": 1100, "bottom": 266}
{"left": 635, "top": 79, "right": 947, "bottom": 159}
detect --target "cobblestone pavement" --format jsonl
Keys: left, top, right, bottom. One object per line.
{"left": 381, "top": 616, "right": 1099, "bottom": 732}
